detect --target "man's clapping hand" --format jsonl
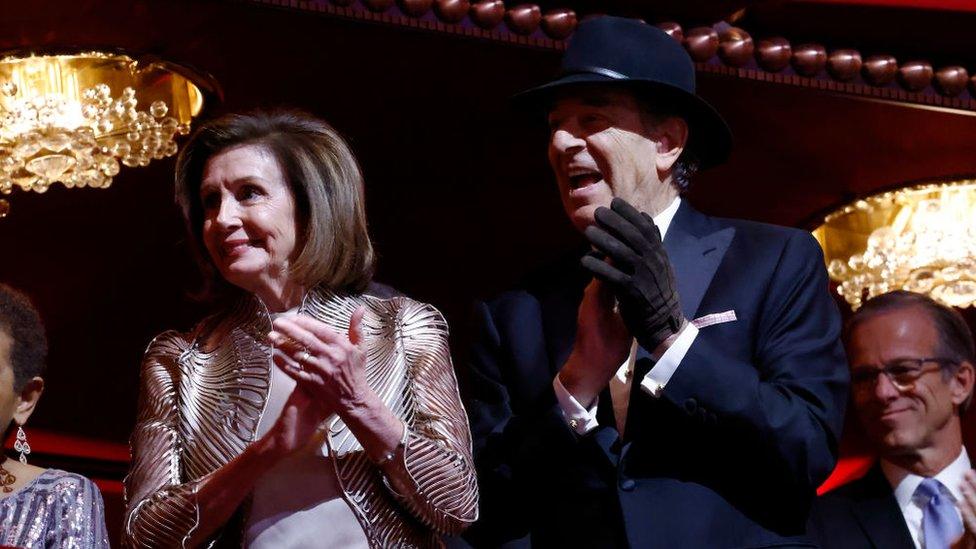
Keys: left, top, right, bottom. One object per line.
{"left": 581, "top": 197, "right": 686, "bottom": 352}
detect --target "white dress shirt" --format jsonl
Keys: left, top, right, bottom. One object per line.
{"left": 880, "top": 447, "right": 971, "bottom": 549}
{"left": 552, "top": 197, "right": 700, "bottom": 435}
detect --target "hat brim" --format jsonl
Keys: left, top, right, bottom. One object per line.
{"left": 513, "top": 73, "right": 733, "bottom": 170}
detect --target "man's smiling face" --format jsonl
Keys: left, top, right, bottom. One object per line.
{"left": 546, "top": 86, "right": 667, "bottom": 232}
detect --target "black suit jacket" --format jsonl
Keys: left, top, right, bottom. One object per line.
{"left": 808, "top": 465, "right": 915, "bottom": 549}
{"left": 463, "top": 202, "right": 849, "bottom": 548}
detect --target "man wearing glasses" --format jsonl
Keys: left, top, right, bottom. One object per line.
{"left": 810, "top": 290, "right": 975, "bottom": 549}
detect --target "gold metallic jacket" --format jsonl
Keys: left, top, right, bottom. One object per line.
{"left": 123, "top": 288, "right": 479, "bottom": 548}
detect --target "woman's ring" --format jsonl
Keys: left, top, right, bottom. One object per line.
{"left": 297, "top": 350, "right": 311, "bottom": 365}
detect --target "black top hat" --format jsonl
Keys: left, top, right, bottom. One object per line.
{"left": 515, "top": 16, "right": 733, "bottom": 169}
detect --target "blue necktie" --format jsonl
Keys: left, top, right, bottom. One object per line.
{"left": 915, "top": 477, "right": 964, "bottom": 549}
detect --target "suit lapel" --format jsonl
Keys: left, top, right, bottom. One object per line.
{"left": 662, "top": 202, "right": 735, "bottom": 320}
{"left": 852, "top": 467, "right": 916, "bottom": 549}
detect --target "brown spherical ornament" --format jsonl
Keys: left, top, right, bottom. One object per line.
{"left": 470, "top": 0, "right": 505, "bottom": 29}
{"left": 898, "top": 60, "right": 934, "bottom": 91}
{"left": 684, "top": 27, "right": 719, "bottom": 62}
{"left": 935, "top": 66, "right": 969, "bottom": 97}
{"left": 756, "top": 37, "right": 791, "bottom": 72}
{"left": 363, "top": 0, "right": 395, "bottom": 12}
{"left": 826, "top": 49, "right": 862, "bottom": 82}
{"left": 505, "top": 4, "right": 542, "bottom": 35}
{"left": 434, "top": 0, "right": 470, "bottom": 22}
{"left": 541, "top": 9, "right": 576, "bottom": 39}
{"left": 791, "top": 43, "right": 827, "bottom": 76}
{"left": 717, "top": 27, "right": 754, "bottom": 67}
{"left": 862, "top": 55, "right": 898, "bottom": 85}
{"left": 657, "top": 21, "right": 683, "bottom": 43}
{"left": 398, "top": 0, "right": 432, "bottom": 16}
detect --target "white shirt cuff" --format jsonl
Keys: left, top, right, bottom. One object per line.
{"left": 640, "top": 323, "right": 699, "bottom": 397}
{"left": 552, "top": 374, "right": 600, "bottom": 435}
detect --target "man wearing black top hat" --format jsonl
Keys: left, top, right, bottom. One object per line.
{"left": 463, "top": 15, "right": 849, "bottom": 548}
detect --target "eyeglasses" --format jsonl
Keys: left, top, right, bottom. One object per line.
{"left": 851, "top": 358, "right": 957, "bottom": 395}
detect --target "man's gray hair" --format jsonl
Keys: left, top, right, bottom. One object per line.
{"left": 636, "top": 98, "right": 700, "bottom": 193}
{"left": 671, "top": 154, "right": 700, "bottom": 193}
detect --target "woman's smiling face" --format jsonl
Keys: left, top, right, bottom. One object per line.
{"left": 200, "top": 144, "right": 300, "bottom": 294}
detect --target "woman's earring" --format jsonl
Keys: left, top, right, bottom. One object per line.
{"left": 14, "top": 426, "right": 30, "bottom": 464}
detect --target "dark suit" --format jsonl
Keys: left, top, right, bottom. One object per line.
{"left": 463, "top": 202, "right": 849, "bottom": 548}
{"left": 808, "top": 465, "right": 915, "bottom": 549}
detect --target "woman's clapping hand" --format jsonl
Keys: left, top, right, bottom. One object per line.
{"left": 268, "top": 307, "right": 375, "bottom": 418}
{"left": 267, "top": 306, "right": 406, "bottom": 466}
{"left": 262, "top": 385, "right": 331, "bottom": 459}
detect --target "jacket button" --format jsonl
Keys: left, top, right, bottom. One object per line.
{"left": 619, "top": 478, "right": 636, "bottom": 491}
{"left": 684, "top": 398, "right": 698, "bottom": 413}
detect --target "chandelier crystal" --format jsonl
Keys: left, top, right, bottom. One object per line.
{"left": 0, "top": 52, "right": 215, "bottom": 216}
{"left": 813, "top": 180, "right": 976, "bottom": 310}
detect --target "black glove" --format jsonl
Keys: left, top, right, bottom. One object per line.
{"left": 581, "top": 197, "right": 684, "bottom": 351}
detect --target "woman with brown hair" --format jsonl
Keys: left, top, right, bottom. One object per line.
{"left": 123, "top": 110, "right": 478, "bottom": 548}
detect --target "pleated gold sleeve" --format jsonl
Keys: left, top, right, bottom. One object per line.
{"left": 122, "top": 289, "right": 479, "bottom": 548}
{"left": 123, "top": 330, "right": 204, "bottom": 548}
{"left": 327, "top": 299, "right": 480, "bottom": 539}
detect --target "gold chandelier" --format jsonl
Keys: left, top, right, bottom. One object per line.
{"left": 0, "top": 51, "right": 215, "bottom": 217}
{"left": 814, "top": 179, "right": 976, "bottom": 310}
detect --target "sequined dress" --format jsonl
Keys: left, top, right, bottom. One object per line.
{"left": 0, "top": 468, "right": 110, "bottom": 548}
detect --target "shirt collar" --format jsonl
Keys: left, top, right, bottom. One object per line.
{"left": 653, "top": 197, "right": 681, "bottom": 241}
{"left": 881, "top": 447, "right": 971, "bottom": 509}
